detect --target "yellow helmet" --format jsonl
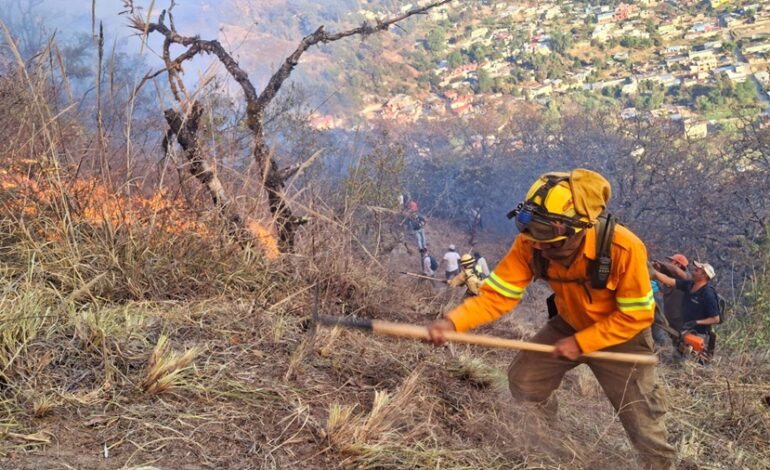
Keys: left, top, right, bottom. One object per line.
{"left": 510, "top": 173, "right": 592, "bottom": 243}
{"left": 460, "top": 253, "right": 475, "bottom": 267}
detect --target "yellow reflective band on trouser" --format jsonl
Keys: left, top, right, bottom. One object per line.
{"left": 484, "top": 273, "right": 524, "bottom": 299}
{"left": 616, "top": 291, "right": 655, "bottom": 313}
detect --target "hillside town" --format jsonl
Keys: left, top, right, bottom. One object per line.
{"left": 312, "top": 0, "right": 770, "bottom": 138}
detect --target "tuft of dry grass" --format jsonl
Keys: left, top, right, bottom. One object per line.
{"left": 31, "top": 396, "right": 54, "bottom": 418}
{"left": 140, "top": 335, "right": 199, "bottom": 395}
{"left": 447, "top": 352, "right": 507, "bottom": 389}
{"left": 0, "top": 286, "right": 56, "bottom": 383}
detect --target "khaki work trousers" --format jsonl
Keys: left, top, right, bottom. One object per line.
{"left": 507, "top": 316, "right": 676, "bottom": 469}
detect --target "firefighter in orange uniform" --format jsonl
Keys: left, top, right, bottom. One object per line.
{"left": 428, "top": 169, "right": 676, "bottom": 469}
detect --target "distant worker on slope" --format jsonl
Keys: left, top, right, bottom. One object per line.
{"left": 447, "top": 253, "right": 483, "bottom": 297}
{"left": 402, "top": 210, "right": 427, "bottom": 251}
{"left": 421, "top": 248, "right": 436, "bottom": 278}
{"left": 442, "top": 244, "right": 461, "bottom": 280}
{"left": 473, "top": 251, "right": 490, "bottom": 278}
{"left": 427, "top": 169, "right": 676, "bottom": 469}
{"left": 421, "top": 248, "right": 440, "bottom": 288}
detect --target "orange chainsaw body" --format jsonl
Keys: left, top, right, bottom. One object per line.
{"left": 681, "top": 333, "right": 705, "bottom": 352}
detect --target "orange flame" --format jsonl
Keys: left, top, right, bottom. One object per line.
{"left": 246, "top": 219, "right": 281, "bottom": 260}
{"left": 1, "top": 171, "right": 282, "bottom": 259}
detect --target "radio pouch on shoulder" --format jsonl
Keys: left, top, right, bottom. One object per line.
{"left": 588, "top": 213, "right": 617, "bottom": 289}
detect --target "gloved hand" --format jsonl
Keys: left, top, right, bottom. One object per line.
{"left": 681, "top": 321, "right": 698, "bottom": 331}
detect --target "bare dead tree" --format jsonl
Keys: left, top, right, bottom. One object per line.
{"left": 131, "top": 0, "right": 452, "bottom": 251}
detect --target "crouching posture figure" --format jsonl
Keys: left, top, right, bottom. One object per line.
{"left": 428, "top": 169, "right": 676, "bottom": 469}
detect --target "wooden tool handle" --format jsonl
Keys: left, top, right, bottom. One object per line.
{"left": 371, "top": 320, "right": 657, "bottom": 365}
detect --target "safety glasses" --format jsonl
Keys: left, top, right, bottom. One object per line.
{"left": 508, "top": 202, "right": 591, "bottom": 243}
{"left": 515, "top": 213, "right": 571, "bottom": 242}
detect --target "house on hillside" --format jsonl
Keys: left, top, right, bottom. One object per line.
{"left": 597, "top": 11, "right": 615, "bottom": 24}
{"left": 689, "top": 52, "right": 718, "bottom": 73}
{"left": 663, "top": 45, "right": 689, "bottom": 56}
{"left": 381, "top": 94, "right": 422, "bottom": 122}
{"left": 470, "top": 28, "right": 489, "bottom": 41}
{"left": 647, "top": 73, "right": 681, "bottom": 87}
{"left": 592, "top": 24, "right": 616, "bottom": 42}
{"left": 614, "top": 3, "right": 638, "bottom": 21}
{"left": 524, "top": 83, "right": 553, "bottom": 100}
{"left": 717, "top": 64, "right": 749, "bottom": 82}
{"left": 452, "top": 103, "right": 472, "bottom": 116}
{"left": 450, "top": 94, "right": 474, "bottom": 110}
{"left": 429, "top": 8, "right": 449, "bottom": 21}
{"left": 744, "top": 42, "right": 770, "bottom": 55}
{"left": 684, "top": 21, "right": 721, "bottom": 40}
{"left": 658, "top": 24, "right": 681, "bottom": 38}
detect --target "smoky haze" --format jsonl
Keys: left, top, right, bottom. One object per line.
{"left": 0, "top": 1, "right": 223, "bottom": 71}
{"left": 0, "top": 0, "right": 402, "bottom": 109}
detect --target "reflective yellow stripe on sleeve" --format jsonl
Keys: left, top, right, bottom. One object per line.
{"left": 616, "top": 291, "right": 655, "bottom": 313}
{"left": 484, "top": 272, "right": 524, "bottom": 299}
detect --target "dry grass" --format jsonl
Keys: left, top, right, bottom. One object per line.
{"left": 1, "top": 209, "right": 769, "bottom": 468}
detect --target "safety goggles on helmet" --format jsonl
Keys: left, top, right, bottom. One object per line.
{"left": 508, "top": 203, "right": 590, "bottom": 242}
{"left": 507, "top": 175, "right": 592, "bottom": 243}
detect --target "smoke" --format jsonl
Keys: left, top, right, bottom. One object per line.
{"left": 0, "top": 1, "right": 364, "bottom": 101}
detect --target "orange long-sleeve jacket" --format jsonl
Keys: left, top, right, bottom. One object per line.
{"left": 445, "top": 224, "right": 655, "bottom": 354}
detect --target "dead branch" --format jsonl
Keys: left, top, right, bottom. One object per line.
{"left": 163, "top": 101, "right": 243, "bottom": 232}
{"left": 133, "top": 0, "right": 451, "bottom": 251}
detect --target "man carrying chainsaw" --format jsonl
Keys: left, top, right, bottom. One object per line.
{"left": 427, "top": 169, "right": 676, "bottom": 469}
{"left": 653, "top": 260, "right": 720, "bottom": 360}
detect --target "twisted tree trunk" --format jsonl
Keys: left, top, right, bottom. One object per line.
{"left": 162, "top": 101, "right": 245, "bottom": 235}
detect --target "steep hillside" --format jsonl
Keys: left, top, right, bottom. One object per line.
{"left": 1, "top": 204, "right": 769, "bottom": 469}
